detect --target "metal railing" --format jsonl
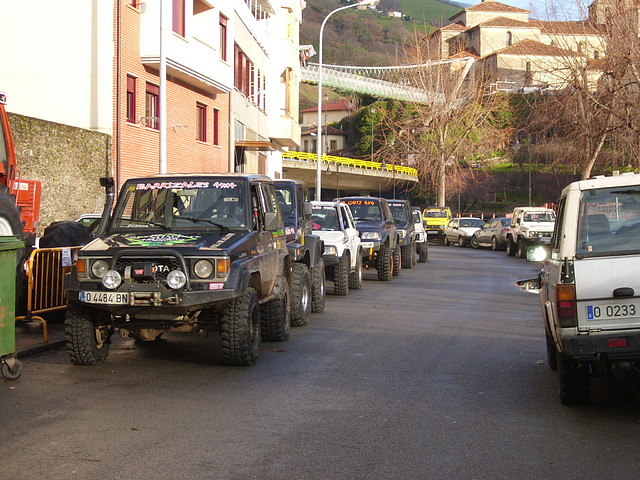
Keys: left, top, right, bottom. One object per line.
{"left": 15, "top": 247, "right": 80, "bottom": 342}
{"left": 283, "top": 151, "right": 419, "bottom": 177}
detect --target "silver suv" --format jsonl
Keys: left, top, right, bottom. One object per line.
{"left": 531, "top": 173, "right": 640, "bottom": 404}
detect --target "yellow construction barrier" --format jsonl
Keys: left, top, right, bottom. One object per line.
{"left": 15, "top": 247, "right": 81, "bottom": 342}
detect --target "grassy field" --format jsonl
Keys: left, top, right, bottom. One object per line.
{"left": 398, "top": 0, "right": 462, "bottom": 26}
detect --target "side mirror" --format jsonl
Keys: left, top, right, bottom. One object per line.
{"left": 303, "top": 202, "right": 313, "bottom": 218}
{"left": 264, "top": 211, "right": 280, "bottom": 231}
{"left": 526, "top": 245, "right": 549, "bottom": 262}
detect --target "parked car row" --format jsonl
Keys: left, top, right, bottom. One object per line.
{"left": 439, "top": 206, "right": 556, "bottom": 261}
{"left": 61, "top": 173, "right": 429, "bottom": 369}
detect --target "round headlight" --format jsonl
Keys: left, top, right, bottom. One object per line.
{"left": 102, "top": 270, "right": 122, "bottom": 290}
{"left": 167, "top": 270, "right": 187, "bottom": 289}
{"left": 91, "top": 259, "right": 109, "bottom": 279}
{"left": 194, "top": 259, "right": 214, "bottom": 279}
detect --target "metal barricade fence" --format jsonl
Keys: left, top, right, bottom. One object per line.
{"left": 15, "top": 247, "right": 80, "bottom": 342}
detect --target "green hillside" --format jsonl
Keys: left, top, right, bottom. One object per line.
{"left": 397, "top": 0, "right": 463, "bottom": 26}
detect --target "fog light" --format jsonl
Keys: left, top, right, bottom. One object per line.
{"left": 167, "top": 270, "right": 187, "bottom": 289}
{"left": 102, "top": 270, "right": 122, "bottom": 290}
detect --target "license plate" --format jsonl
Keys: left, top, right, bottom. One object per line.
{"left": 427, "top": 230, "right": 439, "bottom": 234}
{"left": 361, "top": 242, "right": 374, "bottom": 249}
{"left": 586, "top": 303, "right": 639, "bottom": 320}
{"left": 80, "top": 291, "right": 129, "bottom": 305}
{"left": 539, "top": 237, "right": 552, "bottom": 244}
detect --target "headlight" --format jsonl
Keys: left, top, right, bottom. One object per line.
{"left": 102, "top": 270, "right": 122, "bottom": 290}
{"left": 194, "top": 259, "right": 214, "bottom": 279}
{"left": 361, "top": 232, "right": 381, "bottom": 240}
{"left": 324, "top": 245, "right": 337, "bottom": 256}
{"left": 91, "top": 259, "right": 109, "bottom": 279}
{"left": 167, "top": 270, "right": 187, "bottom": 289}
{"left": 398, "top": 229, "right": 406, "bottom": 238}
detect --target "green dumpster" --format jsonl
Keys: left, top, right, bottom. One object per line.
{"left": 0, "top": 235, "right": 25, "bottom": 380}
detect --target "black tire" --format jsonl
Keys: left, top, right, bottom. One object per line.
{"left": 443, "top": 235, "right": 450, "bottom": 246}
{"left": 65, "top": 304, "right": 112, "bottom": 365}
{"left": 221, "top": 287, "right": 261, "bottom": 365}
{"left": 417, "top": 241, "right": 428, "bottom": 263}
{"left": 392, "top": 247, "right": 401, "bottom": 276}
{"left": 349, "top": 253, "right": 363, "bottom": 290}
{"left": 311, "top": 258, "right": 326, "bottom": 313}
{"left": 557, "top": 350, "right": 591, "bottom": 405}
{"left": 516, "top": 238, "right": 526, "bottom": 258}
{"left": 491, "top": 236, "right": 499, "bottom": 251}
{"left": 506, "top": 237, "right": 517, "bottom": 256}
{"left": 0, "top": 186, "right": 27, "bottom": 314}
{"left": 40, "top": 221, "right": 94, "bottom": 247}
{"left": 261, "top": 277, "right": 291, "bottom": 342}
{"left": 290, "top": 263, "right": 311, "bottom": 327}
{"left": 376, "top": 245, "right": 392, "bottom": 281}
{"left": 0, "top": 185, "right": 24, "bottom": 237}
{"left": 401, "top": 244, "right": 413, "bottom": 269}
{"left": 334, "top": 253, "right": 350, "bottom": 296}
{"left": 1, "top": 358, "right": 23, "bottom": 380}
{"left": 471, "top": 236, "right": 479, "bottom": 249}
{"left": 546, "top": 327, "right": 558, "bottom": 371}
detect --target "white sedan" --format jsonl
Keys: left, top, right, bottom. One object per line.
{"left": 443, "top": 217, "right": 486, "bottom": 247}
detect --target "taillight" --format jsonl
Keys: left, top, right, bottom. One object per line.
{"left": 556, "top": 284, "right": 577, "bottom": 327}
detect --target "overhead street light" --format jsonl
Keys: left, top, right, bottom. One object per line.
{"left": 315, "top": 0, "right": 379, "bottom": 201}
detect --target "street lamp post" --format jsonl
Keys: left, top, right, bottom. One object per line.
{"left": 316, "top": 0, "right": 379, "bottom": 201}
{"left": 513, "top": 128, "right": 532, "bottom": 207}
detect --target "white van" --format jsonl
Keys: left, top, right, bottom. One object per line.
{"left": 532, "top": 173, "right": 640, "bottom": 404}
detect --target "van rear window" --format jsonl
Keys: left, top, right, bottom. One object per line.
{"left": 577, "top": 187, "right": 640, "bottom": 257}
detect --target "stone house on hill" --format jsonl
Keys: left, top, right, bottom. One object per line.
{"left": 429, "top": 0, "right": 608, "bottom": 92}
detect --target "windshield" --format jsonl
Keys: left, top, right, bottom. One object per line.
{"left": 310, "top": 205, "right": 340, "bottom": 231}
{"left": 343, "top": 199, "right": 382, "bottom": 222}
{"left": 112, "top": 179, "right": 248, "bottom": 230}
{"left": 577, "top": 187, "right": 640, "bottom": 257}
{"left": 425, "top": 209, "right": 448, "bottom": 218}
{"left": 459, "top": 218, "right": 485, "bottom": 228}
{"left": 275, "top": 186, "right": 294, "bottom": 215}
{"left": 523, "top": 211, "right": 555, "bottom": 222}
{"left": 388, "top": 203, "right": 408, "bottom": 222}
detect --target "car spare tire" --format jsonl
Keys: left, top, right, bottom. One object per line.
{"left": 40, "top": 221, "right": 94, "bottom": 247}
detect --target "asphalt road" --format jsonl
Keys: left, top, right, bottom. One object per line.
{"left": 2, "top": 245, "right": 640, "bottom": 480}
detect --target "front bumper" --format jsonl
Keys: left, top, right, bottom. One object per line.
{"left": 67, "top": 284, "right": 239, "bottom": 316}
{"left": 322, "top": 253, "right": 339, "bottom": 267}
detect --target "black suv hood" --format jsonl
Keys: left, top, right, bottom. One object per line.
{"left": 355, "top": 220, "right": 387, "bottom": 232}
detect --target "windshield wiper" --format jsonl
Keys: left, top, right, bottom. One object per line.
{"left": 179, "top": 216, "right": 230, "bottom": 232}
{"left": 122, "top": 217, "right": 173, "bottom": 232}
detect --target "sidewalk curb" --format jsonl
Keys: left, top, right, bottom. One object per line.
{"left": 17, "top": 339, "right": 66, "bottom": 359}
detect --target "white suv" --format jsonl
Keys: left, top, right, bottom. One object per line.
{"left": 506, "top": 206, "right": 555, "bottom": 258}
{"left": 531, "top": 173, "right": 640, "bottom": 404}
{"left": 311, "top": 201, "right": 363, "bottom": 296}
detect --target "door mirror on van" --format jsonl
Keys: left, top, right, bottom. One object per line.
{"left": 264, "top": 211, "right": 280, "bottom": 231}
{"left": 526, "top": 245, "right": 549, "bottom": 262}
{"left": 303, "top": 202, "right": 313, "bottom": 218}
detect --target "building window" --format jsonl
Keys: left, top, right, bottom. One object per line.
{"left": 506, "top": 31, "right": 513, "bottom": 47}
{"left": 173, "top": 0, "right": 185, "bottom": 37}
{"left": 330, "top": 140, "right": 337, "bottom": 151}
{"left": 213, "top": 108, "right": 219, "bottom": 146}
{"left": 126, "top": 75, "right": 136, "bottom": 123}
{"left": 196, "top": 103, "right": 207, "bottom": 142}
{"left": 219, "top": 14, "right": 228, "bottom": 61}
{"left": 145, "top": 83, "right": 159, "bottom": 130}
{"left": 594, "top": 50, "right": 600, "bottom": 59}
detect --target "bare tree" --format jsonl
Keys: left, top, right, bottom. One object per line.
{"left": 362, "top": 33, "right": 507, "bottom": 206}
